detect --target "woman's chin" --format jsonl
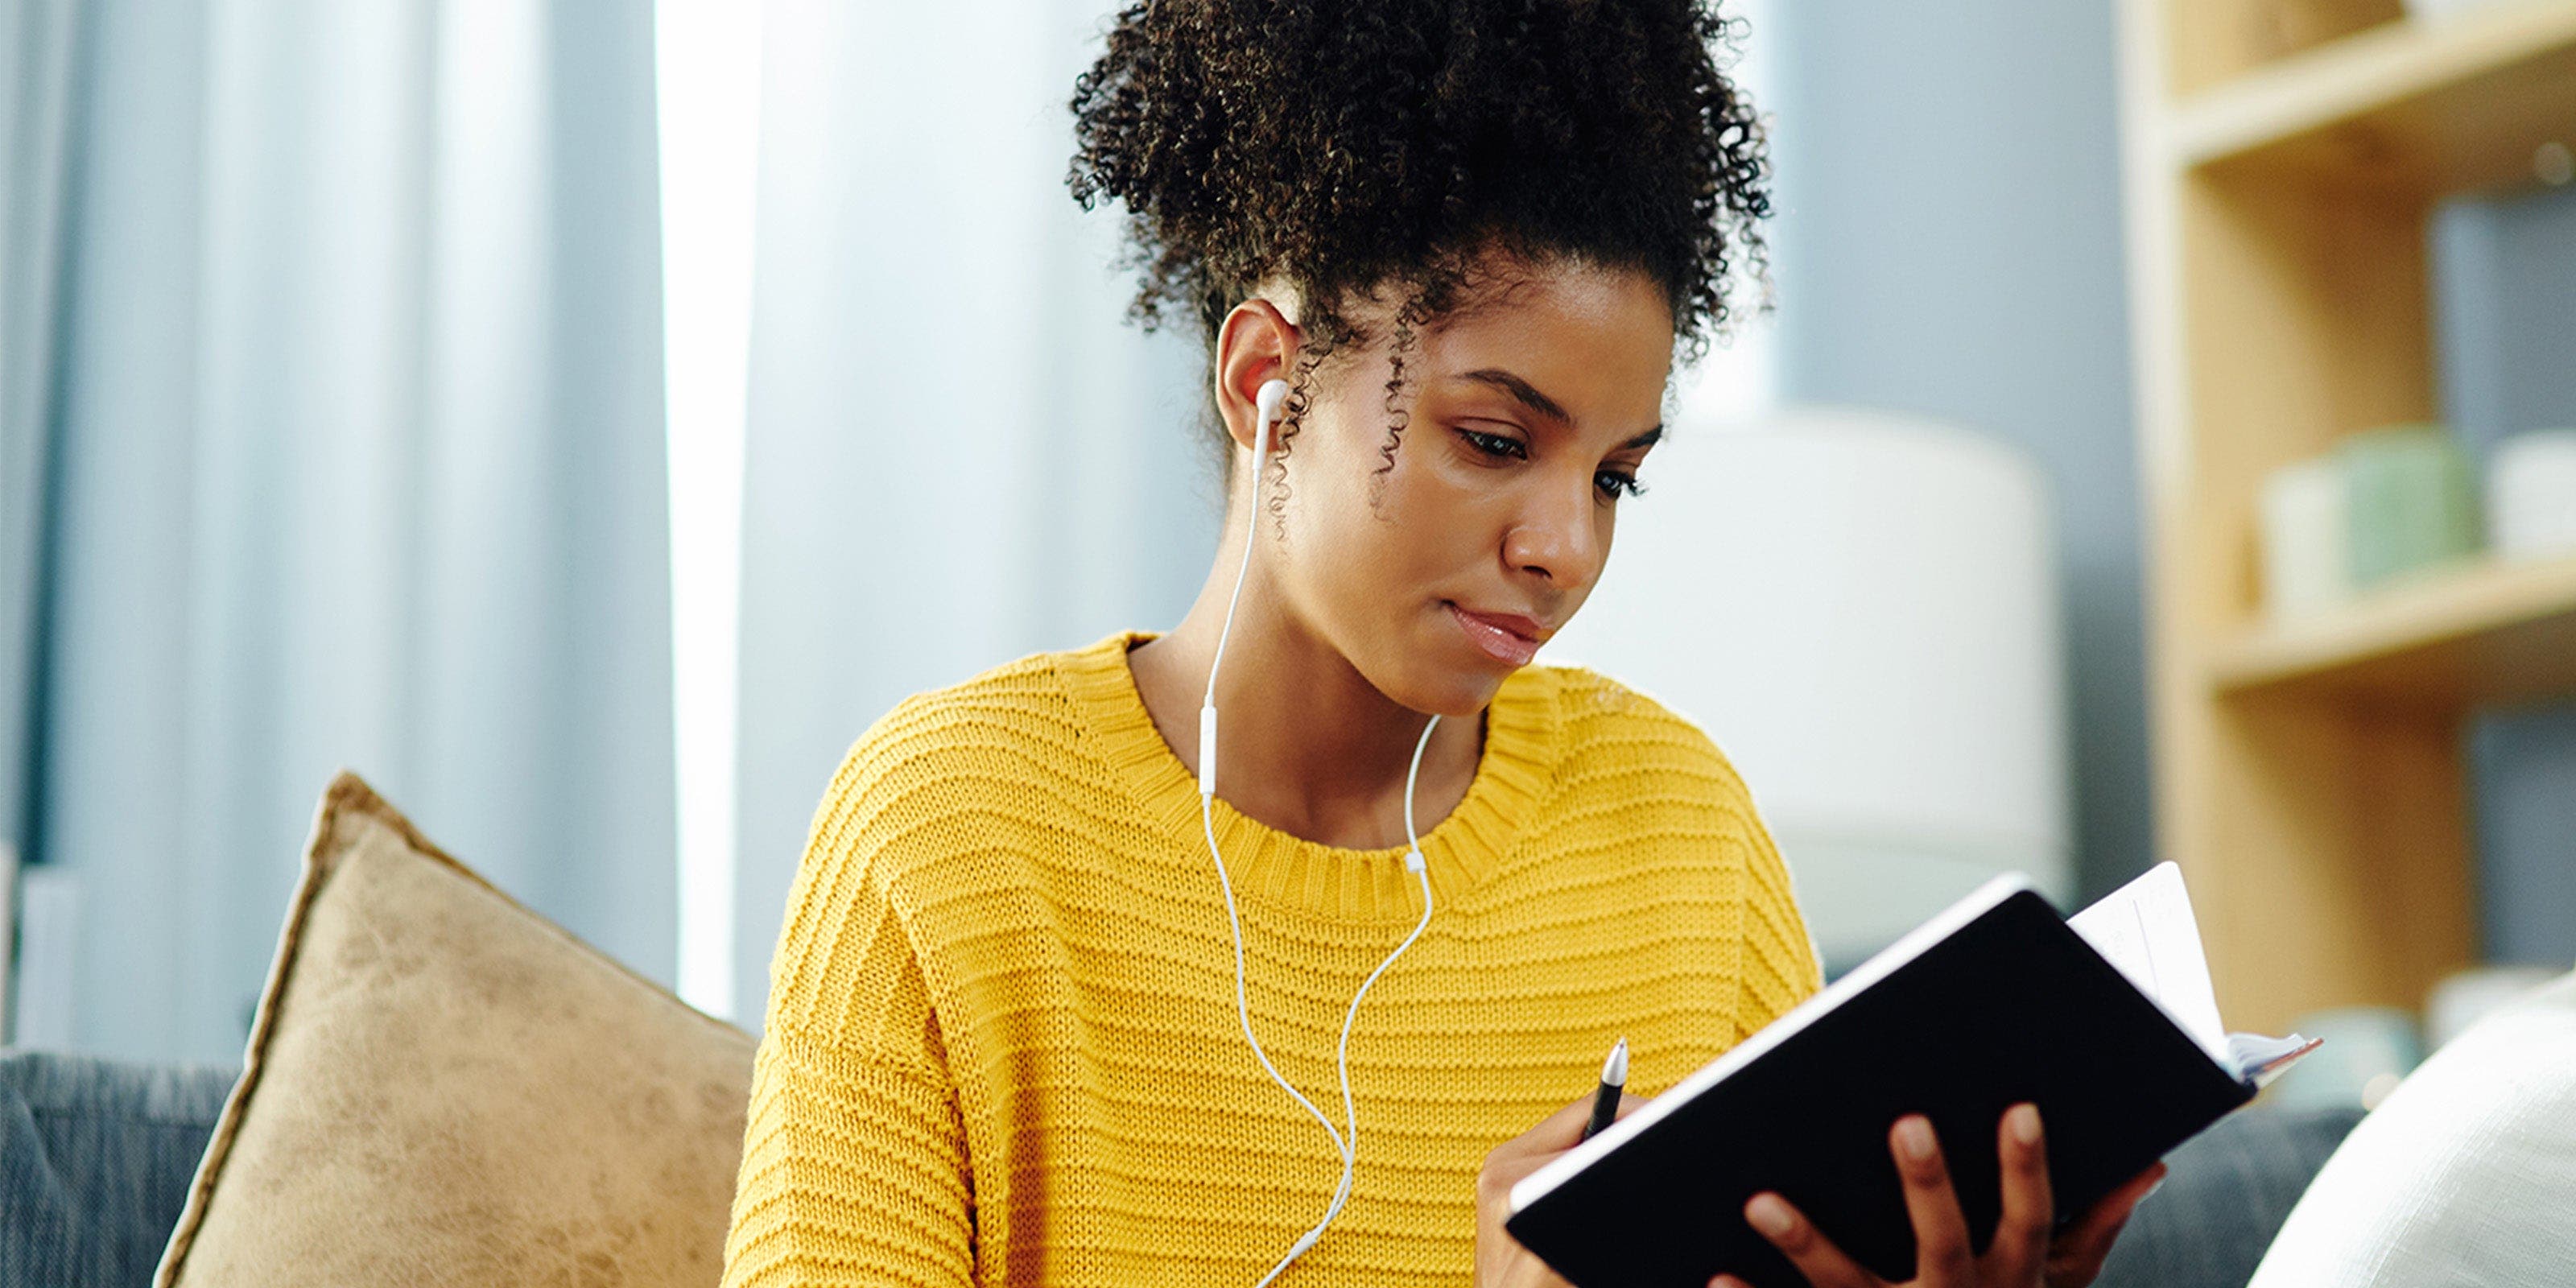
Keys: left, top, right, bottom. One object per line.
{"left": 1385, "top": 659, "right": 1509, "bottom": 721}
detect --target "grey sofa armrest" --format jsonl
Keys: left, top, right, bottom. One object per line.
{"left": 1, "top": 1049, "right": 242, "bottom": 1288}
{"left": 2093, "top": 1103, "right": 2367, "bottom": 1288}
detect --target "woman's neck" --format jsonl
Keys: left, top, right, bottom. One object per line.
{"left": 1127, "top": 568, "right": 1485, "bottom": 852}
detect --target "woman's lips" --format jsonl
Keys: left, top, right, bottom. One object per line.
{"left": 1447, "top": 602, "right": 1542, "bottom": 667}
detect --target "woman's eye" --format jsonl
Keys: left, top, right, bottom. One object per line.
{"left": 1457, "top": 427, "right": 1527, "bottom": 460}
{"left": 1596, "top": 470, "right": 1646, "bottom": 502}
{"left": 1455, "top": 426, "right": 1641, "bottom": 500}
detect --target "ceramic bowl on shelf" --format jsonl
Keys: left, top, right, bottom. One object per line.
{"left": 2403, "top": 0, "right": 2508, "bottom": 19}
{"left": 2272, "top": 1005, "right": 2425, "bottom": 1113}
{"left": 2428, "top": 965, "right": 2567, "bottom": 1052}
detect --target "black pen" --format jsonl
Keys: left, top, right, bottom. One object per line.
{"left": 1579, "top": 1037, "right": 1629, "bottom": 1141}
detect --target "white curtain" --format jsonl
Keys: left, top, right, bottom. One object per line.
{"left": 0, "top": 0, "right": 77, "bottom": 873}
{"left": 729, "top": 0, "right": 1216, "bottom": 1027}
{"left": 2, "top": 0, "right": 672, "bottom": 1063}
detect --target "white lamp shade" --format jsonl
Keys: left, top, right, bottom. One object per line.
{"left": 1544, "top": 405, "right": 2072, "bottom": 966}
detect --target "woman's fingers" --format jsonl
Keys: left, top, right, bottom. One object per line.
{"left": 1524, "top": 1088, "right": 1647, "bottom": 1158}
{"left": 1493, "top": 1088, "right": 1646, "bottom": 1165}
{"left": 2042, "top": 1162, "right": 2165, "bottom": 1288}
{"left": 1477, "top": 1092, "right": 1654, "bottom": 1228}
{"left": 1742, "top": 1192, "right": 1884, "bottom": 1288}
{"left": 1889, "top": 1115, "right": 1975, "bottom": 1284}
{"left": 1990, "top": 1103, "right": 2054, "bottom": 1283}
{"left": 1728, "top": 1113, "right": 2157, "bottom": 1288}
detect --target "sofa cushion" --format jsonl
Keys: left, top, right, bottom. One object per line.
{"left": 2090, "top": 1103, "right": 2364, "bottom": 1288}
{"left": 2248, "top": 967, "right": 2576, "bottom": 1286}
{"left": 153, "top": 771, "right": 757, "bottom": 1287}
{"left": 0, "top": 1050, "right": 240, "bottom": 1288}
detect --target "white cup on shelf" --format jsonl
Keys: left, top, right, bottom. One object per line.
{"left": 2261, "top": 456, "right": 2351, "bottom": 621}
{"left": 2489, "top": 430, "right": 2576, "bottom": 561}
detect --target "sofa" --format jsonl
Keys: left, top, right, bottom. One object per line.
{"left": 2, "top": 1051, "right": 241, "bottom": 1288}
{"left": 0, "top": 1041, "right": 2363, "bottom": 1288}
{"left": 13, "top": 771, "right": 2479, "bottom": 1286}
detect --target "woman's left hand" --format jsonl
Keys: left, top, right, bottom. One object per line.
{"left": 1711, "top": 1104, "right": 2165, "bottom": 1288}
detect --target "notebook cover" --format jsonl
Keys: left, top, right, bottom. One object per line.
{"left": 1504, "top": 888, "right": 2254, "bottom": 1288}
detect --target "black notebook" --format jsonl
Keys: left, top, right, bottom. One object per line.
{"left": 1504, "top": 863, "right": 2318, "bottom": 1288}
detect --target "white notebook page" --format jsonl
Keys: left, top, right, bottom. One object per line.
{"left": 2067, "top": 861, "right": 2229, "bottom": 1062}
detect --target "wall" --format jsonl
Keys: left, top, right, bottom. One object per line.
{"left": 2434, "top": 184, "right": 2576, "bottom": 969}
{"left": 1764, "top": 0, "right": 2154, "bottom": 901}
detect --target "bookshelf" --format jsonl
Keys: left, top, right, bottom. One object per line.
{"left": 2210, "top": 553, "right": 2576, "bottom": 703}
{"left": 2116, "top": 0, "right": 2576, "bottom": 1033}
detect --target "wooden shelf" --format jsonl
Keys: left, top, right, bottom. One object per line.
{"left": 2170, "top": 0, "right": 2576, "bottom": 195}
{"left": 2118, "top": 0, "right": 2552, "bottom": 1032}
{"left": 2208, "top": 553, "right": 2576, "bottom": 705}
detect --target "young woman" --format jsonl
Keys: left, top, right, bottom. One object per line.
{"left": 719, "top": 2, "right": 2161, "bottom": 1286}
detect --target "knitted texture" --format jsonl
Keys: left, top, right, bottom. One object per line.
{"left": 720, "top": 630, "right": 1823, "bottom": 1287}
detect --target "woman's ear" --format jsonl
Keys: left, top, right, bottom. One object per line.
{"left": 1213, "top": 296, "right": 1302, "bottom": 453}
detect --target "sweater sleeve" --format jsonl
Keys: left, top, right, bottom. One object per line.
{"left": 1730, "top": 774, "right": 1827, "bottom": 1041}
{"left": 1555, "top": 665, "right": 1829, "bottom": 1046}
{"left": 720, "top": 732, "right": 976, "bottom": 1288}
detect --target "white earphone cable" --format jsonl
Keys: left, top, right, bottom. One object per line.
{"left": 1202, "top": 380, "right": 1442, "bottom": 1285}
{"left": 1302, "top": 716, "right": 1439, "bottom": 1270}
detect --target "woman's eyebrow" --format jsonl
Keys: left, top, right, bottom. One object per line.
{"left": 1458, "top": 368, "right": 1570, "bottom": 422}
{"left": 1457, "top": 369, "right": 1660, "bottom": 448}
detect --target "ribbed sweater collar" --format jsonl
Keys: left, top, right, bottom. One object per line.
{"left": 1057, "top": 630, "right": 1558, "bottom": 923}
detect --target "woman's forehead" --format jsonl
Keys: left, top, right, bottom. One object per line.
{"left": 1413, "top": 265, "right": 1674, "bottom": 424}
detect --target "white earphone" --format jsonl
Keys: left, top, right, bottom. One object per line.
{"left": 1200, "top": 375, "right": 1442, "bottom": 1285}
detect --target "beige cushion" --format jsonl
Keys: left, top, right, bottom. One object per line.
{"left": 155, "top": 770, "right": 757, "bottom": 1287}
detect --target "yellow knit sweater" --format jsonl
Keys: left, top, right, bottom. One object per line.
{"left": 720, "top": 630, "right": 1823, "bottom": 1286}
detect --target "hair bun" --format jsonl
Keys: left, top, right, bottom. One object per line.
{"left": 1067, "top": 0, "right": 1769, "bottom": 361}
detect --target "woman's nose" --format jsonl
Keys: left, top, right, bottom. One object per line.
{"left": 1503, "top": 476, "right": 1600, "bottom": 586}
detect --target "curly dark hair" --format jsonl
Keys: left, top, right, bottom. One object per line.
{"left": 1066, "top": 0, "right": 1771, "bottom": 478}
